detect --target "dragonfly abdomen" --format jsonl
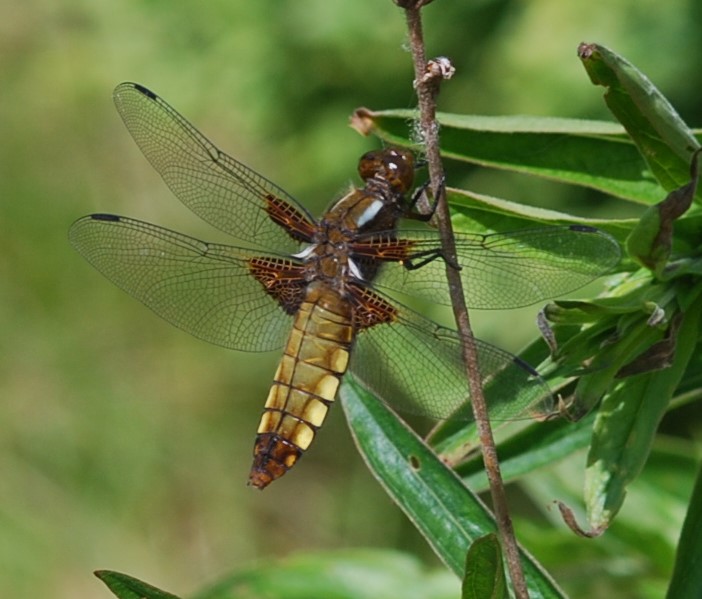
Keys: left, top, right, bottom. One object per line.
{"left": 249, "top": 284, "right": 354, "bottom": 489}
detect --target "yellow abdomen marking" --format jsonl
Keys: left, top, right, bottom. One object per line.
{"left": 249, "top": 285, "right": 354, "bottom": 489}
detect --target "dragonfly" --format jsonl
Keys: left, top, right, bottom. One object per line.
{"left": 69, "top": 82, "right": 621, "bottom": 489}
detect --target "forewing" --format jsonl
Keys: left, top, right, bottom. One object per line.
{"left": 351, "top": 301, "right": 553, "bottom": 421}
{"left": 69, "top": 214, "right": 294, "bottom": 351}
{"left": 364, "top": 225, "right": 621, "bottom": 309}
{"left": 113, "top": 82, "right": 316, "bottom": 253}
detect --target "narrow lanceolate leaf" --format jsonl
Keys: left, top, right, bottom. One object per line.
{"left": 447, "top": 188, "right": 635, "bottom": 242}
{"left": 462, "top": 534, "right": 507, "bottom": 599}
{"left": 585, "top": 296, "right": 702, "bottom": 530}
{"left": 578, "top": 43, "right": 701, "bottom": 201}
{"left": 351, "top": 107, "right": 661, "bottom": 204}
{"left": 340, "top": 377, "right": 565, "bottom": 599}
{"left": 428, "top": 333, "right": 580, "bottom": 468}
{"left": 455, "top": 415, "right": 595, "bottom": 492}
{"left": 95, "top": 571, "right": 181, "bottom": 599}
{"left": 667, "top": 460, "right": 702, "bottom": 598}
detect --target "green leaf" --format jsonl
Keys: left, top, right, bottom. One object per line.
{"left": 462, "top": 534, "right": 507, "bottom": 599}
{"left": 578, "top": 43, "right": 701, "bottom": 201}
{"left": 456, "top": 415, "right": 595, "bottom": 492}
{"left": 96, "top": 551, "right": 460, "bottom": 599}
{"left": 585, "top": 297, "right": 702, "bottom": 529}
{"left": 572, "top": 318, "right": 664, "bottom": 416}
{"left": 340, "top": 377, "right": 565, "bottom": 599}
{"left": 355, "top": 108, "right": 662, "bottom": 203}
{"left": 192, "top": 549, "right": 458, "bottom": 599}
{"left": 447, "top": 188, "right": 635, "bottom": 241}
{"left": 667, "top": 459, "right": 702, "bottom": 599}
{"left": 95, "top": 571, "right": 181, "bottom": 599}
{"left": 428, "top": 333, "right": 576, "bottom": 468}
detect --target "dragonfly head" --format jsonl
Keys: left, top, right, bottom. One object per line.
{"left": 358, "top": 148, "right": 415, "bottom": 194}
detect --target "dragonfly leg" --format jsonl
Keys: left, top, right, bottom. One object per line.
{"left": 405, "top": 176, "right": 445, "bottom": 222}
{"left": 403, "top": 246, "right": 461, "bottom": 271}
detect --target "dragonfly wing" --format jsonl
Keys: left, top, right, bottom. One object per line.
{"left": 69, "top": 214, "right": 294, "bottom": 352}
{"left": 113, "top": 82, "right": 316, "bottom": 253}
{"left": 366, "top": 225, "right": 621, "bottom": 309}
{"left": 351, "top": 299, "right": 553, "bottom": 421}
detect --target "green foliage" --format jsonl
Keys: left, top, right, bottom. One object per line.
{"left": 578, "top": 44, "right": 701, "bottom": 199}
{"left": 364, "top": 110, "right": 662, "bottom": 204}
{"left": 349, "top": 43, "right": 702, "bottom": 597}
{"left": 97, "top": 551, "right": 458, "bottom": 599}
{"left": 339, "top": 380, "right": 563, "bottom": 598}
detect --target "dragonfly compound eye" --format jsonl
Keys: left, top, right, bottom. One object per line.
{"left": 358, "top": 148, "right": 415, "bottom": 193}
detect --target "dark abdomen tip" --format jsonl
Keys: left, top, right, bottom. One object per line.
{"left": 248, "top": 433, "right": 302, "bottom": 490}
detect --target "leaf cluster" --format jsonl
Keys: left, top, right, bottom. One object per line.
{"left": 346, "top": 43, "right": 702, "bottom": 598}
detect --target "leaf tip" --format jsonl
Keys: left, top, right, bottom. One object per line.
{"left": 350, "top": 107, "right": 377, "bottom": 136}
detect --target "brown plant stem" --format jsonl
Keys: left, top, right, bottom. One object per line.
{"left": 400, "top": 3, "right": 529, "bottom": 598}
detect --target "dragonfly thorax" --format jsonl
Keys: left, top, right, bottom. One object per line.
{"left": 324, "top": 188, "right": 406, "bottom": 235}
{"left": 299, "top": 240, "right": 360, "bottom": 292}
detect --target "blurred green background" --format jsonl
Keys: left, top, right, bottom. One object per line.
{"left": 2, "top": 1, "right": 701, "bottom": 597}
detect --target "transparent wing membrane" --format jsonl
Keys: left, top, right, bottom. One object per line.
{"left": 69, "top": 214, "right": 292, "bottom": 352}
{"left": 352, "top": 301, "right": 553, "bottom": 421}
{"left": 113, "top": 82, "right": 315, "bottom": 253}
{"left": 365, "top": 225, "right": 621, "bottom": 309}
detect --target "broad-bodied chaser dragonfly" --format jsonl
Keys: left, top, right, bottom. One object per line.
{"left": 69, "top": 83, "right": 621, "bottom": 489}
